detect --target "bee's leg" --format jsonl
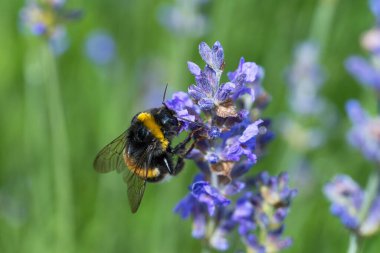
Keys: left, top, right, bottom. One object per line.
{"left": 170, "top": 133, "right": 193, "bottom": 156}
{"left": 172, "top": 157, "right": 185, "bottom": 175}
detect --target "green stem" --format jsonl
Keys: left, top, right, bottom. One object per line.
{"left": 309, "top": 0, "right": 339, "bottom": 51}
{"left": 201, "top": 240, "right": 211, "bottom": 253}
{"left": 359, "top": 90, "right": 380, "bottom": 224}
{"left": 347, "top": 234, "right": 358, "bottom": 253}
{"left": 41, "top": 44, "right": 74, "bottom": 253}
{"left": 358, "top": 169, "right": 380, "bottom": 223}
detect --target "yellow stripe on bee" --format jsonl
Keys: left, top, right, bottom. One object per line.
{"left": 134, "top": 167, "right": 160, "bottom": 178}
{"left": 136, "top": 112, "right": 169, "bottom": 150}
{"left": 123, "top": 152, "right": 160, "bottom": 179}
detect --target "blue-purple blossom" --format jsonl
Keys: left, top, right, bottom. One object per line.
{"left": 19, "top": 0, "right": 81, "bottom": 54}
{"left": 324, "top": 175, "right": 363, "bottom": 230}
{"left": 324, "top": 174, "right": 380, "bottom": 236}
{"left": 345, "top": 56, "right": 380, "bottom": 92}
{"left": 187, "top": 42, "right": 241, "bottom": 116}
{"left": 346, "top": 100, "right": 380, "bottom": 163}
{"left": 191, "top": 181, "right": 231, "bottom": 215}
{"left": 85, "top": 31, "right": 116, "bottom": 65}
{"left": 232, "top": 172, "right": 297, "bottom": 252}
{"left": 165, "top": 91, "right": 200, "bottom": 131}
{"left": 370, "top": 0, "right": 380, "bottom": 25}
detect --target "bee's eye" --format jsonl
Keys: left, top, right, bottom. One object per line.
{"left": 161, "top": 115, "right": 177, "bottom": 127}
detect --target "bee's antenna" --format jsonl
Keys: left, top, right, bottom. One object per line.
{"left": 162, "top": 83, "right": 169, "bottom": 103}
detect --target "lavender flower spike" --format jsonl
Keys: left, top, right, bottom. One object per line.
{"left": 168, "top": 41, "right": 296, "bottom": 252}
{"left": 324, "top": 175, "right": 380, "bottom": 236}
{"left": 346, "top": 100, "right": 380, "bottom": 163}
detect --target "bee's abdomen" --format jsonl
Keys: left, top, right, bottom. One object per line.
{"left": 123, "top": 145, "right": 167, "bottom": 182}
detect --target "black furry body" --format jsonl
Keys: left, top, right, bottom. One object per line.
{"left": 94, "top": 105, "right": 190, "bottom": 212}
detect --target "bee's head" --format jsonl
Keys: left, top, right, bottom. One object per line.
{"left": 157, "top": 105, "right": 181, "bottom": 137}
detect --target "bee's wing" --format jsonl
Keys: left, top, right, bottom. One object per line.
{"left": 123, "top": 146, "right": 155, "bottom": 213}
{"left": 93, "top": 131, "right": 128, "bottom": 173}
{"left": 94, "top": 130, "right": 152, "bottom": 213}
{"left": 123, "top": 172, "right": 146, "bottom": 213}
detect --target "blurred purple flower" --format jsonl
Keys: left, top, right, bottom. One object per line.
{"left": 285, "top": 41, "right": 326, "bottom": 115}
{"left": 324, "top": 175, "right": 363, "bottom": 230}
{"left": 346, "top": 100, "right": 380, "bottom": 163}
{"left": 19, "top": 0, "right": 81, "bottom": 54}
{"left": 324, "top": 174, "right": 380, "bottom": 236}
{"left": 346, "top": 56, "right": 380, "bottom": 92}
{"left": 85, "top": 31, "right": 116, "bottom": 65}
{"left": 233, "top": 172, "right": 297, "bottom": 252}
{"left": 370, "top": 0, "right": 380, "bottom": 24}
{"left": 361, "top": 29, "right": 380, "bottom": 54}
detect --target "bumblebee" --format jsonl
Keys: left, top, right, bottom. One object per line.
{"left": 94, "top": 104, "right": 192, "bottom": 213}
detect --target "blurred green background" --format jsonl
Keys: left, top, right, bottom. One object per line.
{"left": 1, "top": 0, "right": 379, "bottom": 252}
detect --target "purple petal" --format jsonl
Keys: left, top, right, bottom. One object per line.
{"left": 228, "top": 57, "right": 245, "bottom": 81}
{"left": 174, "top": 194, "right": 196, "bottom": 219}
{"left": 188, "top": 61, "right": 201, "bottom": 76}
{"left": 176, "top": 109, "right": 195, "bottom": 122}
{"left": 211, "top": 41, "right": 224, "bottom": 70}
{"left": 210, "top": 228, "right": 229, "bottom": 251}
{"left": 202, "top": 66, "right": 218, "bottom": 92}
{"left": 232, "top": 86, "right": 255, "bottom": 101}
{"left": 238, "top": 220, "right": 256, "bottom": 236}
{"left": 31, "top": 23, "right": 47, "bottom": 35}
{"left": 223, "top": 181, "right": 245, "bottom": 195}
{"left": 345, "top": 56, "right": 380, "bottom": 91}
{"left": 199, "top": 42, "right": 213, "bottom": 66}
{"left": 241, "top": 62, "right": 259, "bottom": 83}
{"left": 208, "top": 126, "right": 221, "bottom": 138}
{"left": 267, "top": 236, "right": 293, "bottom": 251}
{"left": 195, "top": 72, "right": 214, "bottom": 96}
{"left": 192, "top": 213, "right": 207, "bottom": 238}
{"left": 324, "top": 174, "right": 363, "bottom": 209}
{"left": 370, "top": 0, "right": 380, "bottom": 20}
{"left": 239, "top": 120, "right": 264, "bottom": 143}
{"left": 242, "top": 148, "right": 257, "bottom": 163}
{"left": 191, "top": 181, "right": 230, "bottom": 216}
{"left": 222, "top": 142, "right": 243, "bottom": 161}
{"left": 232, "top": 199, "right": 254, "bottom": 220}
{"left": 85, "top": 31, "right": 116, "bottom": 65}
{"left": 215, "top": 82, "right": 236, "bottom": 103}
{"left": 205, "top": 153, "right": 219, "bottom": 164}
{"left": 199, "top": 41, "right": 224, "bottom": 71}
{"left": 346, "top": 100, "right": 366, "bottom": 124}
{"left": 198, "top": 98, "right": 214, "bottom": 111}
{"left": 246, "top": 235, "right": 265, "bottom": 253}
{"left": 188, "top": 84, "right": 205, "bottom": 101}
